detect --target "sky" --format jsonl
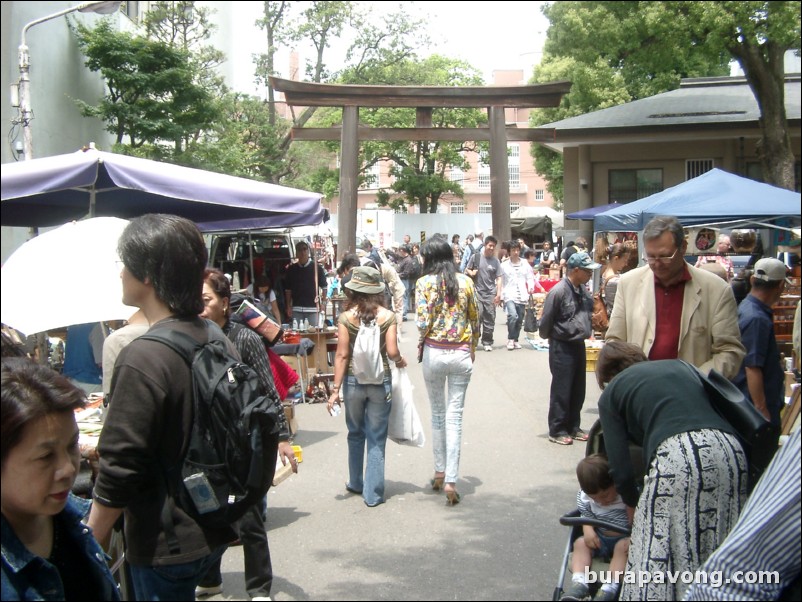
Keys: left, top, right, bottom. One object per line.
{"left": 220, "top": 1, "right": 551, "bottom": 96}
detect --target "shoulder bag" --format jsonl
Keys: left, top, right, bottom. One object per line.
{"left": 680, "top": 361, "right": 779, "bottom": 492}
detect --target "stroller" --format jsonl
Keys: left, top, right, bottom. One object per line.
{"left": 552, "top": 419, "right": 644, "bottom": 601}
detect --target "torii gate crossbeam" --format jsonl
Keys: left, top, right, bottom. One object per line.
{"left": 270, "top": 77, "right": 571, "bottom": 258}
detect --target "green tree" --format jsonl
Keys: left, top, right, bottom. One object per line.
{"left": 679, "top": 1, "right": 800, "bottom": 189}
{"left": 254, "top": 1, "right": 426, "bottom": 152}
{"left": 72, "top": 19, "right": 216, "bottom": 150}
{"left": 529, "top": 1, "right": 800, "bottom": 199}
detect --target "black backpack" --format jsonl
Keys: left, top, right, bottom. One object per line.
{"left": 140, "top": 321, "right": 280, "bottom": 548}
{"left": 408, "top": 257, "right": 422, "bottom": 280}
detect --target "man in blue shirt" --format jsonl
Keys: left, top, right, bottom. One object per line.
{"left": 732, "top": 257, "right": 789, "bottom": 426}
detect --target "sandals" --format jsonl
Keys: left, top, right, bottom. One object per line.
{"left": 444, "top": 484, "right": 461, "bottom": 506}
{"left": 430, "top": 473, "right": 445, "bottom": 491}
{"left": 549, "top": 434, "right": 573, "bottom": 446}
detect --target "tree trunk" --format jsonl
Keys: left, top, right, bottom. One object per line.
{"left": 733, "top": 41, "right": 796, "bottom": 191}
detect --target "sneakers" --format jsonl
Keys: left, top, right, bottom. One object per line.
{"left": 549, "top": 434, "right": 573, "bottom": 446}
{"left": 513, "top": 341, "right": 522, "bottom": 349}
{"left": 593, "top": 589, "right": 617, "bottom": 601}
{"left": 507, "top": 340, "right": 515, "bottom": 350}
{"left": 560, "top": 581, "right": 590, "bottom": 601}
{"left": 195, "top": 584, "right": 223, "bottom": 598}
{"left": 572, "top": 429, "right": 589, "bottom": 442}
{"left": 483, "top": 344, "right": 493, "bottom": 352}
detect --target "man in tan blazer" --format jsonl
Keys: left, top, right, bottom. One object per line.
{"left": 606, "top": 216, "right": 745, "bottom": 379}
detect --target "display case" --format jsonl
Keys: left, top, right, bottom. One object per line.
{"left": 773, "top": 277, "right": 800, "bottom": 347}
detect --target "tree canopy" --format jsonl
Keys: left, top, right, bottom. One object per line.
{"left": 530, "top": 0, "right": 800, "bottom": 204}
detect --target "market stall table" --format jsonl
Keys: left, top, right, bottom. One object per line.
{"left": 540, "top": 279, "right": 561, "bottom": 292}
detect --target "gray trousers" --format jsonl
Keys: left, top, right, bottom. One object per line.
{"left": 477, "top": 294, "right": 497, "bottom": 346}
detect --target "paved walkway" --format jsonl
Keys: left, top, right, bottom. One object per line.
{"left": 207, "top": 312, "right": 604, "bottom": 601}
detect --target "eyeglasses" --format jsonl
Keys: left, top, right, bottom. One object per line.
{"left": 642, "top": 247, "right": 679, "bottom": 264}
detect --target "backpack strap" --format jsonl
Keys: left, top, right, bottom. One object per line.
{"left": 140, "top": 322, "right": 209, "bottom": 366}
{"left": 137, "top": 322, "right": 209, "bottom": 555}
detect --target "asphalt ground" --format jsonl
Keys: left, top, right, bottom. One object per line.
{"left": 206, "top": 310, "right": 604, "bottom": 601}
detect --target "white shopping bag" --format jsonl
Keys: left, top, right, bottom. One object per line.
{"left": 388, "top": 365, "right": 425, "bottom": 447}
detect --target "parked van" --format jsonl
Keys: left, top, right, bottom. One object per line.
{"left": 206, "top": 226, "right": 334, "bottom": 320}
{"left": 206, "top": 229, "right": 304, "bottom": 316}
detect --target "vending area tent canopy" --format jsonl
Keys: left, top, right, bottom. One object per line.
{"left": 1, "top": 148, "right": 324, "bottom": 229}
{"left": 593, "top": 169, "right": 800, "bottom": 232}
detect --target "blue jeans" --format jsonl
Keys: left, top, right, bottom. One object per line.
{"left": 422, "top": 346, "right": 473, "bottom": 484}
{"left": 343, "top": 374, "right": 392, "bottom": 506}
{"left": 505, "top": 300, "right": 525, "bottom": 342}
{"left": 129, "top": 545, "right": 227, "bottom": 601}
{"left": 401, "top": 278, "right": 414, "bottom": 313}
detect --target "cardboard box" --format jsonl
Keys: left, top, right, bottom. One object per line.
{"left": 283, "top": 403, "right": 298, "bottom": 436}
{"left": 585, "top": 347, "right": 600, "bottom": 372}
{"left": 785, "top": 371, "right": 796, "bottom": 398}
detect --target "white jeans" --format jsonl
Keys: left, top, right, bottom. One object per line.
{"left": 422, "top": 346, "right": 473, "bottom": 484}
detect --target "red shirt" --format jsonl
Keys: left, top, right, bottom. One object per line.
{"left": 649, "top": 266, "right": 692, "bottom": 360}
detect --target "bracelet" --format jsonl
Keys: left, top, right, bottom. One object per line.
{"left": 331, "top": 384, "right": 341, "bottom": 391}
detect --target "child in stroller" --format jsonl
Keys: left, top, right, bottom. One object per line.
{"left": 554, "top": 421, "right": 640, "bottom": 602}
{"left": 560, "top": 454, "right": 630, "bottom": 601}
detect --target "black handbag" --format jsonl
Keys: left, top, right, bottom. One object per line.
{"left": 524, "top": 296, "right": 538, "bottom": 333}
{"left": 681, "top": 361, "right": 779, "bottom": 492}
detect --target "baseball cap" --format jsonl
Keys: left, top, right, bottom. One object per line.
{"left": 753, "top": 258, "right": 790, "bottom": 283}
{"left": 567, "top": 251, "right": 602, "bottom": 270}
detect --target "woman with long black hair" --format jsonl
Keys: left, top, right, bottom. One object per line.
{"left": 416, "top": 237, "right": 480, "bottom": 505}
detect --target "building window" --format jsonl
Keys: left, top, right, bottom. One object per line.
{"left": 508, "top": 144, "right": 520, "bottom": 189}
{"left": 450, "top": 165, "right": 464, "bottom": 185}
{"left": 478, "top": 151, "right": 490, "bottom": 189}
{"left": 509, "top": 203, "right": 520, "bottom": 214}
{"left": 360, "top": 162, "right": 380, "bottom": 189}
{"left": 609, "top": 169, "right": 663, "bottom": 202}
{"left": 509, "top": 165, "right": 520, "bottom": 189}
{"left": 686, "top": 159, "right": 714, "bottom": 180}
{"left": 535, "top": 189, "right": 545, "bottom": 201}
{"left": 450, "top": 203, "right": 465, "bottom": 214}
{"left": 478, "top": 202, "right": 492, "bottom": 214}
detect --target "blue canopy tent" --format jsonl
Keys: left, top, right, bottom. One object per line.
{"left": 593, "top": 169, "right": 800, "bottom": 232}
{"left": 566, "top": 202, "right": 622, "bottom": 221}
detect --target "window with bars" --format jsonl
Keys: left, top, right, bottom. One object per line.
{"left": 686, "top": 159, "right": 714, "bottom": 180}
{"left": 450, "top": 165, "right": 464, "bottom": 185}
{"left": 535, "top": 189, "right": 545, "bottom": 201}
{"left": 478, "top": 203, "right": 492, "bottom": 214}
{"left": 479, "top": 151, "right": 490, "bottom": 189}
{"left": 609, "top": 169, "right": 663, "bottom": 202}
{"left": 508, "top": 144, "right": 520, "bottom": 189}
{"left": 509, "top": 165, "right": 520, "bottom": 189}
{"left": 360, "top": 162, "right": 381, "bottom": 189}
{"left": 450, "top": 203, "right": 466, "bottom": 214}
{"left": 509, "top": 203, "right": 520, "bottom": 214}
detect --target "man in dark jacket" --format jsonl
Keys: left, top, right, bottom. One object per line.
{"left": 539, "top": 251, "right": 600, "bottom": 445}
{"left": 395, "top": 244, "right": 419, "bottom": 318}
{"left": 89, "top": 214, "right": 235, "bottom": 600}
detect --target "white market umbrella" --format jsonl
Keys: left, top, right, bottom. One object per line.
{"left": 1, "top": 217, "right": 136, "bottom": 336}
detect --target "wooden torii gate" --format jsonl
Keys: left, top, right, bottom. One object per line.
{"left": 270, "top": 77, "right": 571, "bottom": 257}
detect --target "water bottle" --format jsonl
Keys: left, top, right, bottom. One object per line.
{"left": 319, "top": 311, "right": 325, "bottom": 328}
{"left": 302, "top": 318, "right": 309, "bottom": 331}
{"left": 292, "top": 318, "right": 298, "bottom": 332}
